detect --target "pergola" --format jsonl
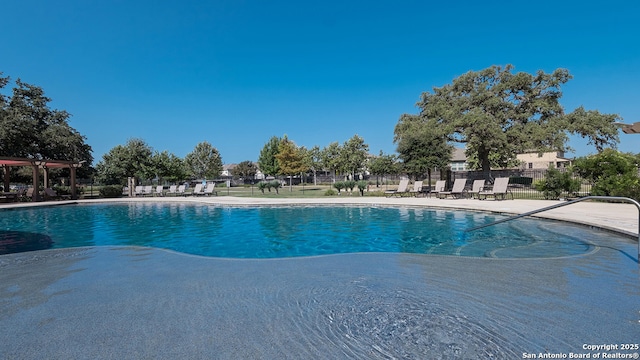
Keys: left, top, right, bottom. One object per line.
{"left": 0, "top": 157, "right": 83, "bottom": 201}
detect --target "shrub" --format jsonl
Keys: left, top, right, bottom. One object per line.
{"left": 344, "top": 180, "right": 356, "bottom": 193}
{"left": 269, "top": 180, "right": 281, "bottom": 194}
{"left": 257, "top": 182, "right": 268, "bottom": 194}
{"left": 333, "top": 181, "right": 345, "bottom": 194}
{"left": 534, "top": 167, "right": 580, "bottom": 200}
{"left": 324, "top": 189, "right": 337, "bottom": 196}
{"left": 100, "top": 185, "right": 123, "bottom": 198}
{"left": 356, "top": 180, "right": 368, "bottom": 196}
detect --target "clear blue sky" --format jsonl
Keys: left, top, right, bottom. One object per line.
{"left": 2, "top": 0, "right": 639, "bottom": 165}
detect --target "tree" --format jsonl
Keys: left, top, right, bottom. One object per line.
{"left": 257, "top": 136, "right": 281, "bottom": 178}
{"left": 394, "top": 114, "right": 452, "bottom": 186}
{"left": 368, "top": 151, "right": 399, "bottom": 187}
{"left": 275, "top": 136, "right": 307, "bottom": 191}
{"left": 184, "top": 141, "right": 223, "bottom": 179}
{"left": 95, "top": 138, "right": 154, "bottom": 185}
{"left": 320, "top": 142, "right": 342, "bottom": 183}
{"left": 338, "top": 134, "right": 369, "bottom": 179}
{"left": 573, "top": 149, "right": 640, "bottom": 200}
{"left": 234, "top": 160, "right": 257, "bottom": 182}
{"left": 151, "top": 150, "right": 186, "bottom": 183}
{"left": 0, "top": 74, "right": 93, "bottom": 164}
{"left": 408, "top": 65, "right": 620, "bottom": 178}
{"left": 301, "top": 145, "right": 322, "bottom": 185}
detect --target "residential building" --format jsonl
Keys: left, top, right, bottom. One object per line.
{"left": 516, "top": 151, "right": 572, "bottom": 170}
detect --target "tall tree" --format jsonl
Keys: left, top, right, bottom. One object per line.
{"left": 257, "top": 136, "right": 282, "bottom": 178}
{"left": 151, "top": 150, "right": 186, "bottom": 183}
{"left": 234, "top": 160, "right": 258, "bottom": 182}
{"left": 368, "top": 150, "right": 400, "bottom": 187}
{"left": 409, "top": 65, "right": 620, "bottom": 178}
{"left": 275, "top": 136, "right": 307, "bottom": 191}
{"left": 185, "top": 141, "right": 223, "bottom": 179}
{"left": 338, "top": 134, "right": 369, "bottom": 179}
{"left": 302, "top": 145, "right": 322, "bottom": 185}
{"left": 95, "top": 138, "right": 154, "bottom": 185}
{"left": 394, "top": 114, "right": 453, "bottom": 186}
{"left": 320, "top": 142, "right": 342, "bottom": 183}
{"left": 0, "top": 74, "right": 93, "bottom": 164}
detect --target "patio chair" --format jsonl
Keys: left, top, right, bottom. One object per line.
{"left": 154, "top": 185, "right": 164, "bottom": 196}
{"left": 430, "top": 180, "right": 447, "bottom": 198}
{"left": 385, "top": 179, "right": 409, "bottom": 197}
{"left": 176, "top": 185, "right": 187, "bottom": 196}
{"left": 469, "top": 180, "right": 485, "bottom": 199}
{"left": 203, "top": 183, "right": 217, "bottom": 196}
{"left": 166, "top": 185, "right": 177, "bottom": 196}
{"left": 143, "top": 185, "right": 153, "bottom": 196}
{"left": 478, "top": 177, "right": 512, "bottom": 200}
{"left": 437, "top": 179, "right": 468, "bottom": 199}
{"left": 409, "top": 181, "right": 423, "bottom": 197}
{"left": 192, "top": 183, "right": 204, "bottom": 196}
{"left": 134, "top": 186, "right": 144, "bottom": 197}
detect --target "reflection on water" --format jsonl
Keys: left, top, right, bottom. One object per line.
{"left": 0, "top": 230, "right": 54, "bottom": 255}
{"left": 0, "top": 204, "right": 626, "bottom": 259}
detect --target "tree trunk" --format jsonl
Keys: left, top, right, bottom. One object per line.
{"left": 478, "top": 147, "right": 492, "bottom": 181}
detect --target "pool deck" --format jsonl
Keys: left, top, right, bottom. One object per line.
{"left": 1, "top": 197, "right": 639, "bottom": 359}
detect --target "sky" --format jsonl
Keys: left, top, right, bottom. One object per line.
{"left": 2, "top": 0, "right": 639, "bottom": 165}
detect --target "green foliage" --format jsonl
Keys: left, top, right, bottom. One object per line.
{"left": 394, "top": 114, "right": 452, "bottom": 178}
{"left": 356, "top": 180, "right": 368, "bottom": 196}
{"left": 338, "top": 135, "right": 369, "bottom": 178}
{"left": 185, "top": 141, "right": 223, "bottom": 179}
{"left": 533, "top": 167, "right": 581, "bottom": 200}
{"left": 344, "top": 180, "right": 356, "bottom": 193}
{"left": 0, "top": 73, "right": 93, "bottom": 164}
{"left": 152, "top": 150, "right": 186, "bottom": 183}
{"left": 573, "top": 149, "right": 640, "bottom": 200}
{"left": 368, "top": 151, "right": 400, "bottom": 177}
{"left": 275, "top": 136, "right": 307, "bottom": 191}
{"left": 269, "top": 180, "right": 281, "bottom": 194}
{"left": 257, "top": 181, "right": 268, "bottom": 193}
{"left": 95, "top": 138, "right": 154, "bottom": 185}
{"left": 324, "top": 189, "right": 338, "bottom": 196}
{"left": 320, "top": 142, "right": 342, "bottom": 180}
{"left": 99, "top": 185, "right": 123, "bottom": 198}
{"left": 333, "top": 181, "right": 345, "bottom": 194}
{"left": 234, "top": 160, "right": 257, "bottom": 180}
{"left": 405, "top": 65, "right": 620, "bottom": 175}
{"left": 258, "top": 136, "right": 282, "bottom": 177}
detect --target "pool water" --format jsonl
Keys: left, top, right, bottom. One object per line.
{"left": 0, "top": 203, "right": 618, "bottom": 258}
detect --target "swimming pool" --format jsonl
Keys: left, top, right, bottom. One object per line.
{"left": 0, "top": 202, "right": 623, "bottom": 258}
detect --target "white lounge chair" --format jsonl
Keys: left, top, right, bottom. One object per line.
{"left": 166, "top": 185, "right": 177, "bottom": 196}
{"left": 385, "top": 179, "right": 410, "bottom": 197}
{"left": 430, "top": 180, "right": 447, "bottom": 198}
{"left": 192, "top": 183, "right": 204, "bottom": 196}
{"left": 409, "top": 181, "right": 423, "bottom": 197}
{"left": 437, "top": 179, "right": 468, "bottom": 199}
{"left": 478, "top": 177, "right": 512, "bottom": 200}
{"left": 176, "top": 185, "right": 186, "bottom": 196}
{"left": 154, "top": 185, "right": 164, "bottom": 196}
{"left": 143, "top": 185, "right": 153, "bottom": 196}
{"left": 134, "top": 186, "right": 144, "bottom": 197}
{"left": 203, "top": 183, "right": 217, "bottom": 196}
{"left": 469, "top": 180, "right": 485, "bottom": 199}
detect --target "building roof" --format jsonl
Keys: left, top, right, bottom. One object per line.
{"left": 451, "top": 148, "right": 467, "bottom": 162}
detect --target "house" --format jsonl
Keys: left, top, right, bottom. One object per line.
{"left": 516, "top": 151, "right": 572, "bottom": 170}
{"left": 221, "top": 164, "right": 236, "bottom": 177}
{"left": 450, "top": 148, "right": 469, "bottom": 171}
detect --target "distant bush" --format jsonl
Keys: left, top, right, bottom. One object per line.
{"left": 324, "top": 189, "right": 337, "bottom": 196}
{"left": 534, "top": 167, "right": 580, "bottom": 200}
{"left": 344, "top": 180, "right": 356, "bottom": 193}
{"left": 333, "top": 181, "right": 345, "bottom": 194}
{"left": 99, "top": 185, "right": 123, "bottom": 198}
{"left": 356, "top": 180, "right": 368, "bottom": 196}
{"left": 269, "top": 180, "right": 281, "bottom": 194}
{"left": 257, "top": 182, "right": 268, "bottom": 193}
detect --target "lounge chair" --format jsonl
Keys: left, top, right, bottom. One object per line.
{"left": 192, "top": 183, "right": 204, "bottom": 196}
{"left": 134, "top": 186, "right": 144, "bottom": 197}
{"left": 166, "top": 185, "right": 177, "bottom": 196}
{"left": 385, "top": 179, "right": 409, "bottom": 197}
{"left": 176, "top": 185, "right": 187, "bottom": 196}
{"left": 437, "top": 178, "right": 468, "bottom": 199}
{"left": 429, "top": 180, "right": 447, "bottom": 198}
{"left": 478, "top": 177, "right": 512, "bottom": 200}
{"left": 154, "top": 185, "right": 164, "bottom": 196}
{"left": 469, "top": 180, "right": 485, "bottom": 199}
{"left": 203, "top": 183, "right": 217, "bottom": 196}
{"left": 409, "top": 181, "right": 423, "bottom": 197}
{"left": 143, "top": 185, "right": 153, "bottom": 197}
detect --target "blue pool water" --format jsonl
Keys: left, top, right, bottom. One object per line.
{"left": 0, "top": 202, "right": 622, "bottom": 258}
